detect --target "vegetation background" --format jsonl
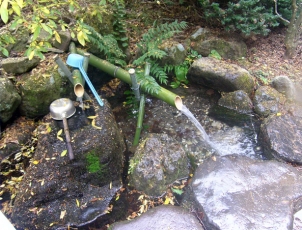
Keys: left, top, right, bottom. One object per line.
{"left": 0, "top": 0, "right": 301, "bottom": 87}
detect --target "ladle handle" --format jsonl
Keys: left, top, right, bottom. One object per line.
{"left": 62, "top": 117, "right": 74, "bottom": 160}
{"left": 79, "top": 65, "right": 104, "bottom": 107}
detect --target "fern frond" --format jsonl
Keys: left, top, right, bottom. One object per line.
{"left": 138, "top": 20, "right": 187, "bottom": 54}
{"left": 150, "top": 63, "right": 168, "bottom": 85}
{"left": 137, "top": 74, "right": 161, "bottom": 95}
{"left": 83, "top": 23, "right": 126, "bottom": 66}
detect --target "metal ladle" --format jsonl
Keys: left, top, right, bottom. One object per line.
{"left": 66, "top": 53, "right": 104, "bottom": 107}
{"left": 50, "top": 98, "right": 76, "bottom": 160}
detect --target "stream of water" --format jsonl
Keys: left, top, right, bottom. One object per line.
{"left": 179, "top": 104, "right": 258, "bottom": 157}
{"left": 180, "top": 104, "right": 230, "bottom": 158}
{"left": 179, "top": 104, "right": 210, "bottom": 142}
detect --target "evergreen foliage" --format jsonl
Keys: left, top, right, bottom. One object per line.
{"left": 133, "top": 20, "right": 187, "bottom": 94}
{"left": 198, "top": 0, "right": 280, "bottom": 36}
{"left": 83, "top": 23, "right": 126, "bottom": 67}
{"left": 112, "top": 0, "right": 129, "bottom": 50}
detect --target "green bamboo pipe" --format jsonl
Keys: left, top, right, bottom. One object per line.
{"left": 133, "top": 94, "right": 146, "bottom": 146}
{"left": 75, "top": 49, "right": 183, "bottom": 110}
{"left": 69, "top": 43, "right": 91, "bottom": 100}
{"left": 72, "top": 70, "right": 85, "bottom": 97}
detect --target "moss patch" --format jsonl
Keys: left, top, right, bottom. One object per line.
{"left": 85, "top": 150, "right": 105, "bottom": 176}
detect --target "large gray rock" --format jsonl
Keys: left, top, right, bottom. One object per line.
{"left": 192, "top": 155, "right": 302, "bottom": 230}
{"left": 18, "top": 62, "right": 74, "bottom": 118}
{"left": 260, "top": 113, "right": 302, "bottom": 163}
{"left": 190, "top": 28, "right": 247, "bottom": 60}
{"left": 253, "top": 86, "right": 286, "bottom": 117}
{"left": 129, "top": 133, "right": 189, "bottom": 196}
{"left": 12, "top": 99, "right": 126, "bottom": 229}
{"left": 111, "top": 205, "right": 204, "bottom": 230}
{"left": 1, "top": 57, "right": 40, "bottom": 74}
{"left": 271, "top": 75, "right": 296, "bottom": 99}
{"left": 0, "top": 77, "right": 21, "bottom": 122}
{"left": 187, "top": 57, "right": 255, "bottom": 96}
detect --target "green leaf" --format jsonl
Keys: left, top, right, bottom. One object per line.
{"left": 11, "top": 2, "right": 21, "bottom": 16}
{"left": 28, "top": 50, "right": 35, "bottom": 60}
{"left": 171, "top": 187, "right": 184, "bottom": 195}
{"left": 170, "top": 82, "right": 180, "bottom": 89}
{"left": 99, "top": 0, "right": 106, "bottom": 5}
{"left": 77, "top": 31, "right": 86, "bottom": 46}
{"left": 41, "top": 23, "right": 53, "bottom": 36}
{"left": 32, "top": 25, "right": 41, "bottom": 41}
{"left": 0, "top": 48, "right": 9, "bottom": 57}
{"left": 54, "top": 31, "right": 61, "bottom": 44}
{"left": 0, "top": 0, "right": 9, "bottom": 24}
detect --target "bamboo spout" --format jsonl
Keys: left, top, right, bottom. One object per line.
{"left": 75, "top": 49, "right": 183, "bottom": 110}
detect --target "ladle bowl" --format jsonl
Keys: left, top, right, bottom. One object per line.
{"left": 50, "top": 98, "right": 76, "bottom": 160}
{"left": 66, "top": 54, "right": 104, "bottom": 107}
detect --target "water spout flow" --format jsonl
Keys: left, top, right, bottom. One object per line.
{"left": 178, "top": 104, "right": 210, "bottom": 142}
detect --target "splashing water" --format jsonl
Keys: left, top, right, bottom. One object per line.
{"left": 179, "top": 104, "right": 223, "bottom": 155}
{"left": 179, "top": 105, "right": 210, "bottom": 142}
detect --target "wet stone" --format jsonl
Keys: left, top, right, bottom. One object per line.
{"left": 11, "top": 99, "right": 126, "bottom": 229}
{"left": 111, "top": 205, "right": 204, "bottom": 230}
{"left": 253, "top": 86, "right": 286, "bottom": 117}
{"left": 192, "top": 155, "right": 302, "bottom": 230}
{"left": 260, "top": 113, "right": 302, "bottom": 164}
{"left": 218, "top": 90, "right": 253, "bottom": 114}
{"left": 129, "top": 133, "right": 189, "bottom": 196}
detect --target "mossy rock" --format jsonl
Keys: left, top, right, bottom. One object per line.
{"left": 188, "top": 57, "right": 255, "bottom": 96}
{"left": 0, "top": 77, "right": 21, "bottom": 122}
{"left": 18, "top": 64, "right": 74, "bottom": 118}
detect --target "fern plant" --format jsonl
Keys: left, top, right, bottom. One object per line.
{"left": 112, "top": 0, "right": 129, "bottom": 50}
{"left": 132, "top": 20, "right": 187, "bottom": 94}
{"left": 83, "top": 23, "right": 126, "bottom": 67}
{"left": 165, "top": 49, "right": 201, "bottom": 88}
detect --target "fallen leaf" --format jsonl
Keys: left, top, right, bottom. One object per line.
{"left": 33, "top": 160, "right": 39, "bottom": 165}
{"left": 87, "top": 116, "right": 97, "bottom": 119}
{"left": 60, "top": 210, "right": 66, "bottom": 219}
{"left": 76, "top": 199, "right": 80, "bottom": 207}
{"left": 57, "top": 129, "right": 63, "bottom": 136}
{"left": 92, "top": 119, "right": 102, "bottom": 130}
{"left": 61, "top": 150, "right": 67, "bottom": 157}
{"left": 164, "top": 197, "right": 171, "bottom": 205}
{"left": 57, "top": 129, "right": 63, "bottom": 141}
{"left": 47, "top": 126, "right": 52, "bottom": 133}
